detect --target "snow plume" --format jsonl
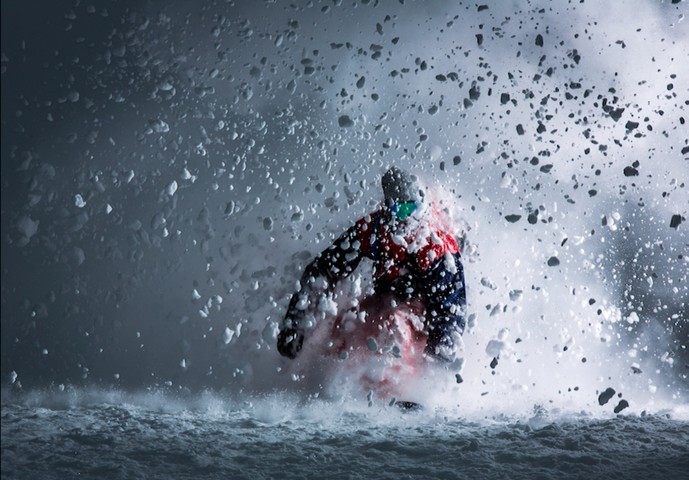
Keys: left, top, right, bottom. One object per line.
{"left": 1, "top": 0, "right": 687, "bottom": 419}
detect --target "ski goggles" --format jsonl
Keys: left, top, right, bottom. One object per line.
{"left": 391, "top": 201, "right": 418, "bottom": 220}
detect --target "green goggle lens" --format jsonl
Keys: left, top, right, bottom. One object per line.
{"left": 392, "top": 201, "right": 417, "bottom": 220}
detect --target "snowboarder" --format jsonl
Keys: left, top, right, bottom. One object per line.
{"left": 277, "top": 166, "right": 467, "bottom": 365}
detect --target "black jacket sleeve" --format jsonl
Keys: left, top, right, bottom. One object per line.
{"left": 418, "top": 251, "right": 467, "bottom": 362}
{"left": 277, "top": 225, "right": 363, "bottom": 359}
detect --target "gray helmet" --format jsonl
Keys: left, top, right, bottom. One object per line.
{"left": 381, "top": 167, "right": 424, "bottom": 205}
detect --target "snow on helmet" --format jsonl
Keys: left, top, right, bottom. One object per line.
{"left": 381, "top": 167, "right": 424, "bottom": 205}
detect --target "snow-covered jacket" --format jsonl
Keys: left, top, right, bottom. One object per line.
{"left": 277, "top": 206, "right": 467, "bottom": 360}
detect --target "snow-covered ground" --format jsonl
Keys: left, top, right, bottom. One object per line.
{"left": 2, "top": 388, "right": 689, "bottom": 480}
{"left": 2, "top": 0, "right": 688, "bottom": 478}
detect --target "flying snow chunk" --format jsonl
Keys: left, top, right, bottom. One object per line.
{"left": 392, "top": 235, "right": 407, "bottom": 246}
{"left": 338, "top": 115, "right": 354, "bottom": 127}
{"left": 9, "top": 371, "right": 17, "bottom": 383}
{"left": 623, "top": 165, "right": 639, "bottom": 177}
{"left": 223, "top": 327, "right": 235, "bottom": 344}
{"left": 166, "top": 180, "right": 178, "bottom": 196}
{"left": 317, "top": 295, "right": 338, "bottom": 317}
{"left": 486, "top": 339, "right": 507, "bottom": 358}
{"left": 614, "top": 400, "right": 629, "bottom": 414}
{"left": 670, "top": 214, "right": 684, "bottom": 229}
{"left": 150, "top": 119, "right": 170, "bottom": 133}
{"left": 430, "top": 145, "right": 443, "bottom": 161}
{"left": 262, "top": 322, "right": 279, "bottom": 343}
{"left": 509, "top": 289, "right": 523, "bottom": 301}
{"left": 151, "top": 212, "right": 166, "bottom": 230}
{"left": 16, "top": 216, "right": 39, "bottom": 244}
{"left": 74, "top": 194, "right": 86, "bottom": 208}
{"left": 598, "top": 387, "right": 616, "bottom": 406}
{"left": 71, "top": 247, "right": 85, "bottom": 266}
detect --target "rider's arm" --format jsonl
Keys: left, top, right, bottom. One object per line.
{"left": 419, "top": 251, "right": 467, "bottom": 363}
{"left": 277, "top": 225, "right": 365, "bottom": 359}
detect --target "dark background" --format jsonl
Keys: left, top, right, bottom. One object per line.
{"left": 2, "top": 1, "right": 687, "bottom": 404}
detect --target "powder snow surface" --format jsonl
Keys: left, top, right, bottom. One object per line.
{"left": 2, "top": 390, "right": 688, "bottom": 480}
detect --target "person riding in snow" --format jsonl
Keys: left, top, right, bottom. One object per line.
{"left": 277, "top": 166, "right": 466, "bottom": 364}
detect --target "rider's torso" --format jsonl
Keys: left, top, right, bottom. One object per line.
{"left": 355, "top": 208, "right": 459, "bottom": 297}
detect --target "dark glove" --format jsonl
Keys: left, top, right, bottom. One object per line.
{"left": 277, "top": 325, "right": 304, "bottom": 359}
